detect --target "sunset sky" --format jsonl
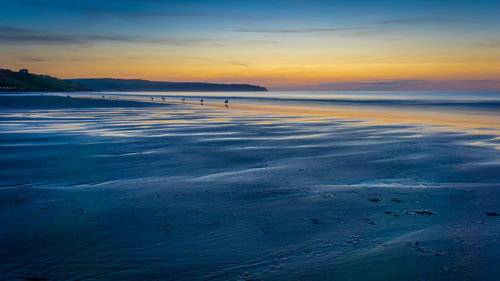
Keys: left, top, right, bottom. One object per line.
{"left": 1, "top": 0, "right": 500, "bottom": 90}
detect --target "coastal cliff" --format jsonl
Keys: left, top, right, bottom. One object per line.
{"left": 0, "top": 69, "right": 268, "bottom": 92}
{"left": 0, "top": 69, "right": 87, "bottom": 92}
{"left": 69, "top": 78, "right": 267, "bottom": 92}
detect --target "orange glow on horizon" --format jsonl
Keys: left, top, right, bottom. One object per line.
{"left": 3, "top": 35, "right": 500, "bottom": 90}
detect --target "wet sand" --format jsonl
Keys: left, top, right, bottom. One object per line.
{"left": 1, "top": 95, "right": 499, "bottom": 280}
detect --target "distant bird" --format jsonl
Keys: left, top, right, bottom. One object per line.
{"left": 151, "top": 97, "right": 154, "bottom": 101}
{"left": 182, "top": 98, "right": 185, "bottom": 102}
{"left": 102, "top": 95, "right": 105, "bottom": 98}
{"left": 200, "top": 98, "right": 204, "bottom": 105}
{"left": 224, "top": 98, "right": 229, "bottom": 104}
{"left": 161, "top": 97, "right": 165, "bottom": 101}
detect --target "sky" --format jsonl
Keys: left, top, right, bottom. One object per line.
{"left": 1, "top": 0, "right": 500, "bottom": 90}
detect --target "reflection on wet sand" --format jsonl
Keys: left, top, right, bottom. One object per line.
{"left": 176, "top": 99, "right": 500, "bottom": 133}
{"left": 1, "top": 94, "right": 500, "bottom": 280}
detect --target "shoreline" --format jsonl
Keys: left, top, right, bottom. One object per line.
{"left": 3, "top": 93, "right": 500, "bottom": 139}
{"left": 37, "top": 93, "right": 500, "bottom": 134}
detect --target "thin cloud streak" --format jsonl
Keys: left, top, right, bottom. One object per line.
{"left": 235, "top": 17, "right": 460, "bottom": 35}
{"left": 180, "top": 56, "right": 249, "bottom": 67}
{"left": 375, "top": 17, "right": 459, "bottom": 25}
{"left": 0, "top": 26, "right": 220, "bottom": 46}
{"left": 316, "top": 79, "right": 429, "bottom": 90}
{"left": 281, "top": 79, "right": 500, "bottom": 91}
{"left": 235, "top": 27, "right": 366, "bottom": 34}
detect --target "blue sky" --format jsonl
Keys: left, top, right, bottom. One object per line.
{"left": 1, "top": 0, "right": 499, "bottom": 90}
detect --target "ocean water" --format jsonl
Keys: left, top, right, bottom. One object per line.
{"left": 0, "top": 92, "right": 499, "bottom": 280}
{"left": 64, "top": 90, "right": 500, "bottom": 109}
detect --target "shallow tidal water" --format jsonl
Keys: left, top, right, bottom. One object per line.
{"left": 0, "top": 93, "right": 499, "bottom": 280}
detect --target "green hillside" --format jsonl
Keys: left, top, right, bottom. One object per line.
{"left": 0, "top": 69, "right": 87, "bottom": 92}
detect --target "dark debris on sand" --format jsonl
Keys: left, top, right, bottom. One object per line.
{"left": 406, "top": 210, "right": 436, "bottom": 216}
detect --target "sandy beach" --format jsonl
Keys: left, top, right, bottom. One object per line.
{"left": 1, "top": 94, "right": 499, "bottom": 280}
